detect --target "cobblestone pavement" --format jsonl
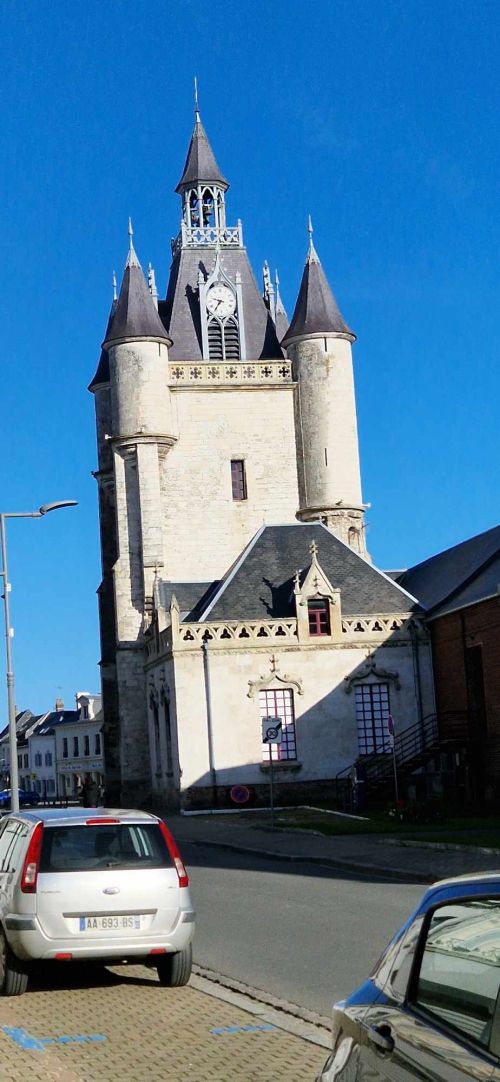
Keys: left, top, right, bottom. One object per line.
{"left": 0, "top": 964, "right": 326, "bottom": 1081}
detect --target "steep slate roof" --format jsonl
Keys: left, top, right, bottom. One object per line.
{"left": 158, "top": 581, "right": 216, "bottom": 619}
{"left": 88, "top": 299, "right": 117, "bottom": 391}
{"left": 193, "top": 523, "right": 419, "bottom": 622}
{"left": 176, "top": 117, "right": 229, "bottom": 192}
{"left": 104, "top": 247, "right": 172, "bottom": 347}
{"left": 160, "top": 248, "right": 284, "bottom": 361}
{"left": 398, "top": 524, "right": 500, "bottom": 619}
{"left": 282, "top": 240, "right": 353, "bottom": 345}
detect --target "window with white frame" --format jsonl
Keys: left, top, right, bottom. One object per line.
{"left": 34, "top": 753, "right": 42, "bottom": 767}
{"left": 47, "top": 778, "right": 55, "bottom": 793}
{"left": 355, "top": 683, "right": 391, "bottom": 755}
{"left": 45, "top": 752, "right": 52, "bottom": 766}
{"left": 95, "top": 732, "right": 101, "bottom": 755}
{"left": 259, "top": 688, "right": 297, "bottom": 762}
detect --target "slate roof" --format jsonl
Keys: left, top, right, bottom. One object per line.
{"left": 35, "top": 710, "right": 79, "bottom": 735}
{"left": 188, "top": 523, "right": 419, "bottom": 622}
{"left": 104, "top": 249, "right": 172, "bottom": 347}
{"left": 88, "top": 299, "right": 117, "bottom": 391}
{"left": 282, "top": 241, "right": 353, "bottom": 345}
{"left": 176, "top": 117, "right": 229, "bottom": 193}
{"left": 160, "top": 248, "right": 284, "bottom": 361}
{"left": 398, "top": 524, "right": 500, "bottom": 619}
{"left": 158, "top": 581, "right": 217, "bottom": 619}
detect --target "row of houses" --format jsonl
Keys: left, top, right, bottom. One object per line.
{"left": 0, "top": 692, "right": 105, "bottom": 801}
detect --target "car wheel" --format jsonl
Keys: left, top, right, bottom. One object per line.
{"left": 156, "top": 944, "right": 192, "bottom": 987}
{"left": 0, "top": 929, "right": 28, "bottom": 996}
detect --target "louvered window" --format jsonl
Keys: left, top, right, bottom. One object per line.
{"left": 207, "top": 317, "right": 240, "bottom": 361}
{"left": 207, "top": 319, "right": 223, "bottom": 360}
{"left": 224, "top": 318, "right": 240, "bottom": 359}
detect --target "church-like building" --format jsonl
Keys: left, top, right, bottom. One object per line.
{"left": 89, "top": 102, "right": 434, "bottom": 808}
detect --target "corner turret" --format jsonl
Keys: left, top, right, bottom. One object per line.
{"left": 285, "top": 221, "right": 368, "bottom": 558}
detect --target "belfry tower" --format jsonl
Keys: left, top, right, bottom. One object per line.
{"left": 89, "top": 98, "right": 369, "bottom": 803}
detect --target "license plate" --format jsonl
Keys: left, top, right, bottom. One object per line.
{"left": 79, "top": 915, "right": 142, "bottom": 931}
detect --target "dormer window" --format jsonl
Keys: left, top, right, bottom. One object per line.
{"left": 308, "top": 598, "right": 330, "bottom": 636}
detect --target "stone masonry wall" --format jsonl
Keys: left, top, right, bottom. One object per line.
{"left": 160, "top": 385, "right": 300, "bottom": 582}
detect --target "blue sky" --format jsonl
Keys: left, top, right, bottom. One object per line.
{"left": 0, "top": 0, "right": 498, "bottom": 714}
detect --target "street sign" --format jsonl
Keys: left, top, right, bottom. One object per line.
{"left": 230, "top": 784, "right": 250, "bottom": 804}
{"left": 262, "top": 717, "right": 282, "bottom": 745}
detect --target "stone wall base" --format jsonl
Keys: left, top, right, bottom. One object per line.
{"left": 180, "top": 778, "right": 338, "bottom": 811}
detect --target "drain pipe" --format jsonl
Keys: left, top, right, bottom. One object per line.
{"left": 410, "top": 619, "right": 424, "bottom": 747}
{"left": 202, "top": 640, "right": 217, "bottom": 807}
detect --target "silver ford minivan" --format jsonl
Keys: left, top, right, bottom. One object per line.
{"left": 0, "top": 807, "right": 195, "bottom": 995}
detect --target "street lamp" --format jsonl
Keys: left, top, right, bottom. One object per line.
{"left": 0, "top": 500, "right": 78, "bottom": 812}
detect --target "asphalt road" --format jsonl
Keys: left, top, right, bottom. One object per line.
{"left": 184, "top": 841, "right": 422, "bottom": 1017}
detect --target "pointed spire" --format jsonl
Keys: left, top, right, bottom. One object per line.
{"left": 103, "top": 224, "right": 171, "bottom": 347}
{"left": 282, "top": 222, "right": 354, "bottom": 345}
{"left": 175, "top": 96, "right": 229, "bottom": 193}
{"left": 307, "top": 215, "right": 319, "bottom": 264}
{"left": 126, "top": 216, "right": 140, "bottom": 268}
{"left": 148, "top": 263, "right": 158, "bottom": 308}
{"left": 88, "top": 290, "right": 118, "bottom": 391}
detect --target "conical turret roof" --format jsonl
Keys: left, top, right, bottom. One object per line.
{"left": 282, "top": 230, "right": 354, "bottom": 345}
{"left": 175, "top": 115, "right": 228, "bottom": 193}
{"left": 104, "top": 234, "right": 172, "bottom": 347}
{"left": 88, "top": 297, "right": 117, "bottom": 391}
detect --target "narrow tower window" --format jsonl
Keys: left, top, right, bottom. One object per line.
{"left": 308, "top": 598, "right": 330, "bottom": 636}
{"left": 231, "top": 460, "right": 247, "bottom": 501}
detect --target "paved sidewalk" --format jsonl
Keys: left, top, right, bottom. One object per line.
{"left": 169, "top": 812, "right": 500, "bottom": 884}
{"left": 0, "top": 964, "right": 326, "bottom": 1081}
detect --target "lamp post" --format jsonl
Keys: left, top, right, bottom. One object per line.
{"left": 0, "top": 501, "right": 78, "bottom": 813}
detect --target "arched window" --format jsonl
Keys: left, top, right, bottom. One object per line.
{"left": 207, "top": 319, "right": 223, "bottom": 360}
{"left": 308, "top": 598, "right": 330, "bottom": 636}
{"left": 207, "top": 317, "right": 240, "bottom": 361}
{"left": 201, "top": 188, "right": 214, "bottom": 226}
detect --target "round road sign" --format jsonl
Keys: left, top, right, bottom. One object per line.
{"left": 230, "top": 784, "right": 250, "bottom": 805}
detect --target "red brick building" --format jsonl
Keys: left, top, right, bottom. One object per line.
{"left": 399, "top": 525, "right": 500, "bottom": 803}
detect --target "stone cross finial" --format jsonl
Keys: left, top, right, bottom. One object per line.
{"left": 194, "top": 75, "right": 200, "bottom": 121}
{"left": 270, "top": 654, "right": 279, "bottom": 673}
{"left": 112, "top": 270, "right": 117, "bottom": 301}
{"left": 128, "top": 216, "right": 134, "bottom": 249}
{"left": 309, "top": 539, "right": 318, "bottom": 560}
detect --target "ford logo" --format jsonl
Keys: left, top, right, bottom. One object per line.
{"left": 103, "top": 887, "right": 120, "bottom": 895}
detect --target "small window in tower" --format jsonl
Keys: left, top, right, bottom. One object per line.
{"left": 308, "top": 598, "right": 330, "bottom": 636}
{"left": 189, "top": 190, "right": 200, "bottom": 226}
{"left": 201, "top": 188, "right": 214, "bottom": 226}
{"left": 231, "top": 460, "right": 247, "bottom": 501}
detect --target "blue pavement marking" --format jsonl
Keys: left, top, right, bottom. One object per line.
{"left": 210, "top": 1024, "right": 277, "bottom": 1036}
{"left": 2, "top": 1026, "right": 106, "bottom": 1051}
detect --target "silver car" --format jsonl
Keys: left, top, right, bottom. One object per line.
{"left": 0, "top": 807, "right": 195, "bottom": 996}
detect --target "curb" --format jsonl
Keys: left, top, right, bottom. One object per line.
{"left": 191, "top": 966, "right": 332, "bottom": 1050}
{"left": 182, "top": 836, "right": 432, "bottom": 884}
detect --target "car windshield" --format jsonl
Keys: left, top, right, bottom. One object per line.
{"left": 39, "top": 823, "right": 172, "bottom": 872}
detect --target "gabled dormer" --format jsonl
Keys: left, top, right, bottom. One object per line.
{"left": 293, "top": 540, "right": 342, "bottom": 642}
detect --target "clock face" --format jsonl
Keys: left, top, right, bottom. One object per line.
{"left": 206, "top": 283, "right": 236, "bottom": 318}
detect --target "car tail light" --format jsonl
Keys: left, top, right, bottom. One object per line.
{"left": 158, "top": 821, "right": 189, "bottom": 888}
{"left": 55, "top": 953, "right": 73, "bottom": 960}
{"left": 149, "top": 948, "right": 167, "bottom": 955}
{"left": 20, "top": 822, "right": 44, "bottom": 893}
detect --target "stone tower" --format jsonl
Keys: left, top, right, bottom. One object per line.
{"left": 283, "top": 222, "right": 368, "bottom": 557}
{"left": 90, "top": 102, "right": 369, "bottom": 803}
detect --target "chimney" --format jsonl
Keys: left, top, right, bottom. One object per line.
{"left": 55, "top": 698, "right": 64, "bottom": 711}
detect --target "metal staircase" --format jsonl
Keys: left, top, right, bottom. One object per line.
{"left": 335, "top": 712, "right": 470, "bottom": 806}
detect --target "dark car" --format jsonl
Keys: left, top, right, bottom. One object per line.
{"left": 0, "top": 789, "right": 40, "bottom": 808}
{"left": 318, "top": 873, "right": 500, "bottom": 1080}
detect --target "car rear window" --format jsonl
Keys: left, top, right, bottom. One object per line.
{"left": 39, "top": 823, "right": 172, "bottom": 872}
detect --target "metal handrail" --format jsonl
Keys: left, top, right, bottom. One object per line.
{"left": 335, "top": 711, "right": 470, "bottom": 788}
